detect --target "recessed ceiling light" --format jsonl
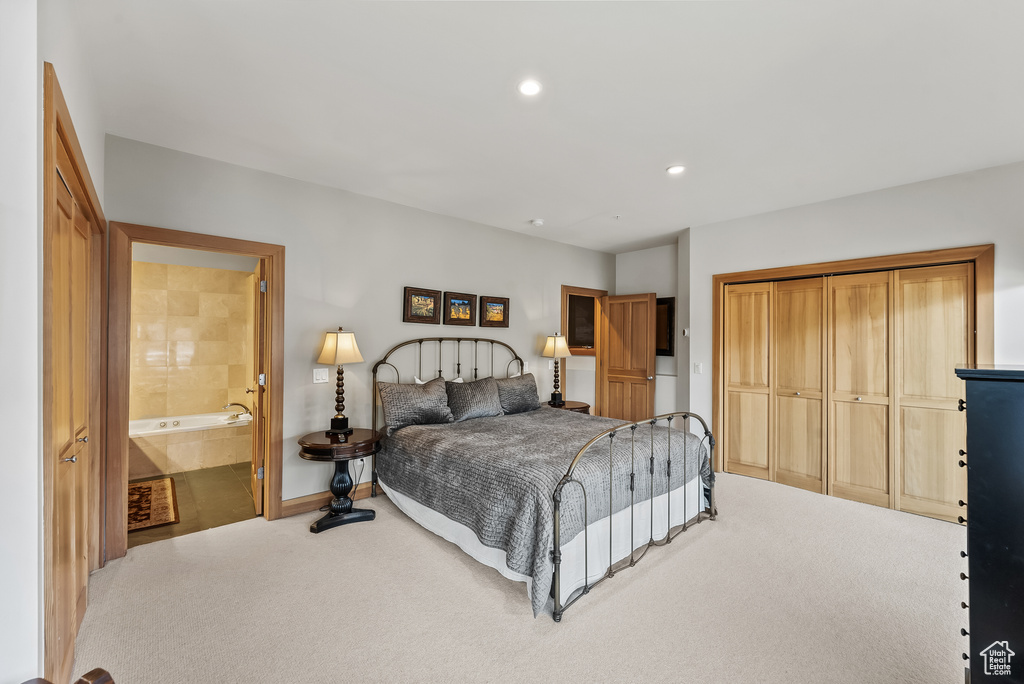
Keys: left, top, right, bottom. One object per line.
{"left": 666, "top": 165, "right": 686, "bottom": 175}
{"left": 518, "top": 79, "right": 542, "bottom": 96}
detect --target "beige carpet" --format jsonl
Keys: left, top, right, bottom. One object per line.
{"left": 73, "top": 473, "right": 967, "bottom": 683}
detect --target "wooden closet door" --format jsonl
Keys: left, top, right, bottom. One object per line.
{"left": 828, "top": 272, "right": 893, "bottom": 508}
{"left": 724, "top": 283, "right": 771, "bottom": 479}
{"left": 895, "top": 264, "right": 972, "bottom": 522}
{"left": 773, "top": 278, "right": 826, "bottom": 493}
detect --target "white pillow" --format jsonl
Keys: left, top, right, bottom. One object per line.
{"left": 415, "top": 376, "right": 463, "bottom": 384}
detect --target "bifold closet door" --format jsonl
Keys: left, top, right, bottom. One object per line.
{"left": 724, "top": 282, "right": 771, "bottom": 479}
{"left": 895, "top": 264, "right": 972, "bottom": 522}
{"left": 828, "top": 272, "right": 893, "bottom": 508}
{"left": 773, "top": 278, "right": 827, "bottom": 493}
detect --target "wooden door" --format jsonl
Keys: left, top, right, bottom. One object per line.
{"left": 895, "top": 264, "right": 972, "bottom": 522}
{"left": 597, "top": 293, "right": 656, "bottom": 421}
{"left": 48, "top": 173, "right": 95, "bottom": 682}
{"left": 250, "top": 262, "right": 267, "bottom": 515}
{"left": 723, "top": 283, "right": 771, "bottom": 479}
{"left": 828, "top": 271, "right": 893, "bottom": 508}
{"left": 773, "top": 278, "right": 827, "bottom": 493}
{"left": 44, "top": 64, "right": 106, "bottom": 684}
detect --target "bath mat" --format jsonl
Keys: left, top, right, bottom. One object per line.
{"left": 128, "top": 477, "right": 180, "bottom": 532}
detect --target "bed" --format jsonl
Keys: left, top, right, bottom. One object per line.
{"left": 370, "top": 337, "right": 717, "bottom": 621}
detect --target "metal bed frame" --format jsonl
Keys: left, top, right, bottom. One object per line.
{"left": 368, "top": 337, "right": 717, "bottom": 622}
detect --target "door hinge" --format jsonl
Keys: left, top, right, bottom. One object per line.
{"left": 259, "top": 280, "right": 267, "bottom": 293}
{"left": 258, "top": 373, "right": 266, "bottom": 386}
{"left": 257, "top": 466, "right": 264, "bottom": 480}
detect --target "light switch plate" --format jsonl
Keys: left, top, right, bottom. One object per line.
{"left": 693, "top": 362, "right": 703, "bottom": 375}
{"left": 548, "top": 360, "right": 555, "bottom": 370}
{"left": 313, "top": 367, "right": 330, "bottom": 384}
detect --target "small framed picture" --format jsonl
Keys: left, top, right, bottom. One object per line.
{"left": 443, "top": 292, "right": 476, "bottom": 326}
{"left": 403, "top": 287, "right": 442, "bottom": 324}
{"left": 479, "top": 296, "right": 510, "bottom": 328}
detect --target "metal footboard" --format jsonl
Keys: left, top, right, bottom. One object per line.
{"left": 551, "top": 411, "right": 717, "bottom": 622}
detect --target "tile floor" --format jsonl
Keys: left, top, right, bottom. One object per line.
{"left": 128, "top": 462, "right": 257, "bottom": 548}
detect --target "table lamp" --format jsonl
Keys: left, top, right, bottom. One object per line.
{"left": 317, "top": 327, "right": 364, "bottom": 438}
{"left": 542, "top": 333, "right": 571, "bottom": 407}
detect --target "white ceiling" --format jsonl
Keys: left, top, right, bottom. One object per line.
{"left": 76, "top": 1, "right": 1024, "bottom": 253}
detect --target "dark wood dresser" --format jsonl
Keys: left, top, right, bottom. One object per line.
{"left": 955, "top": 365, "right": 1024, "bottom": 684}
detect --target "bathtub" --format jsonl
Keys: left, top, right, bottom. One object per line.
{"left": 128, "top": 411, "right": 253, "bottom": 439}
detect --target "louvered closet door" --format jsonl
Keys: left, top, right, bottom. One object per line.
{"left": 773, "top": 278, "right": 827, "bottom": 493}
{"left": 895, "top": 264, "right": 972, "bottom": 523}
{"left": 724, "top": 283, "right": 771, "bottom": 479}
{"left": 829, "top": 272, "right": 893, "bottom": 508}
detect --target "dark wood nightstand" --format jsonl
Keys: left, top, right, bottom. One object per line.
{"left": 298, "top": 428, "right": 380, "bottom": 533}
{"left": 550, "top": 400, "right": 590, "bottom": 414}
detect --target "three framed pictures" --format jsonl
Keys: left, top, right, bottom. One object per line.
{"left": 403, "top": 287, "right": 509, "bottom": 328}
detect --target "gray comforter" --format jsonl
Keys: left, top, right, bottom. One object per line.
{"left": 376, "top": 407, "right": 711, "bottom": 616}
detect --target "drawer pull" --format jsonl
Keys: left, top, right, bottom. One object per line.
{"left": 958, "top": 399, "right": 967, "bottom": 412}
{"left": 958, "top": 449, "right": 967, "bottom": 456}
{"left": 960, "top": 572, "right": 969, "bottom": 580}
{"left": 958, "top": 516, "right": 967, "bottom": 524}
{"left": 855, "top": 396, "right": 862, "bottom": 401}
{"left": 795, "top": 391, "right": 801, "bottom": 396}
{"left": 958, "top": 460, "right": 967, "bottom": 468}
{"left": 961, "top": 628, "right": 969, "bottom": 637}
{"left": 961, "top": 551, "right": 967, "bottom": 558}
{"left": 963, "top": 654, "right": 970, "bottom": 661}
{"left": 958, "top": 500, "right": 966, "bottom": 507}
{"left": 961, "top": 602, "right": 969, "bottom": 609}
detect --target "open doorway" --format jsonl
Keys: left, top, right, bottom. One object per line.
{"left": 106, "top": 222, "right": 285, "bottom": 562}
{"left": 125, "top": 244, "right": 261, "bottom": 547}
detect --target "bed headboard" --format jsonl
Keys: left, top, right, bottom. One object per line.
{"left": 370, "top": 337, "right": 525, "bottom": 435}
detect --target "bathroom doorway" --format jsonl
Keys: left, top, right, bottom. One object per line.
{"left": 106, "top": 223, "right": 285, "bottom": 561}
{"left": 126, "top": 245, "right": 260, "bottom": 547}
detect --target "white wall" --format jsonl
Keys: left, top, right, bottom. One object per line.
{"left": 0, "top": 3, "right": 42, "bottom": 680}
{"left": 104, "top": 136, "right": 616, "bottom": 500}
{"left": 39, "top": 0, "right": 106, "bottom": 203}
{"left": 688, "top": 161, "right": 1024, "bottom": 422}
{"left": 615, "top": 243, "right": 678, "bottom": 413}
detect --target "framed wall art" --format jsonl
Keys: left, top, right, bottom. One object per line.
{"left": 403, "top": 287, "right": 442, "bottom": 324}
{"left": 443, "top": 291, "right": 476, "bottom": 326}
{"left": 479, "top": 296, "right": 510, "bottom": 328}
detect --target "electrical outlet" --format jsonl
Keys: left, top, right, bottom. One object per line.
{"left": 693, "top": 362, "right": 703, "bottom": 374}
{"left": 523, "top": 361, "right": 529, "bottom": 373}
{"left": 312, "top": 367, "right": 330, "bottom": 384}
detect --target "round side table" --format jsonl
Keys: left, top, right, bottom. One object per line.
{"left": 298, "top": 428, "right": 380, "bottom": 533}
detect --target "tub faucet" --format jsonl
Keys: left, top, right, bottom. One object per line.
{"left": 223, "top": 403, "right": 252, "bottom": 419}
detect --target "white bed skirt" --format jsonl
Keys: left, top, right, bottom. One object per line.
{"left": 378, "top": 476, "right": 707, "bottom": 612}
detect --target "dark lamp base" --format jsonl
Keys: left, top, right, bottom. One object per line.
{"left": 327, "top": 416, "right": 353, "bottom": 439}
{"left": 549, "top": 392, "right": 564, "bottom": 407}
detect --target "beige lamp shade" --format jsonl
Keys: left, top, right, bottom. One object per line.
{"left": 542, "top": 333, "right": 571, "bottom": 359}
{"left": 317, "top": 328, "right": 364, "bottom": 365}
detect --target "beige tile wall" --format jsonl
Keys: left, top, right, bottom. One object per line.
{"left": 129, "top": 261, "right": 255, "bottom": 475}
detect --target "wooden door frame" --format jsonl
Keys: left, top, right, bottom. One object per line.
{"left": 43, "top": 63, "right": 107, "bottom": 683}
{"left": 105, "top": 222, "right": 286, "bottom": 562}
{"left": 712, "top": 243, "right": 995, "bottom": 472}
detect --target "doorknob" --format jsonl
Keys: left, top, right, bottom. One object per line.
{"left": 77, "top": 436, "right": 88, "bottom": 443}
{"left": 245, "top": 387, "right": 255, "bottom": 394}
{"left": 647, "top": 376, "right": 654, "bottom": 381}
{"left": 61, "top": 456, "right": 77, "bottom": 463}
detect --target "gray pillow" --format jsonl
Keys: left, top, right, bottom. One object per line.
{"left": 446, "top": 377, "right": 503, "bottom": 422}
{"left": 495, "top": 373, "right": 541, "bottom": 415}
{"left": 377, "top": 376, "right": 454, "bottom": 435}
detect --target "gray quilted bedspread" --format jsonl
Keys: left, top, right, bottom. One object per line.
{"left": 376, "top": 407, "right": 711, "bottom": 616}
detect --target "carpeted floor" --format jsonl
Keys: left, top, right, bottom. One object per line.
{"left": 73, "top": 473, "right": 967, "bottom": 683}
